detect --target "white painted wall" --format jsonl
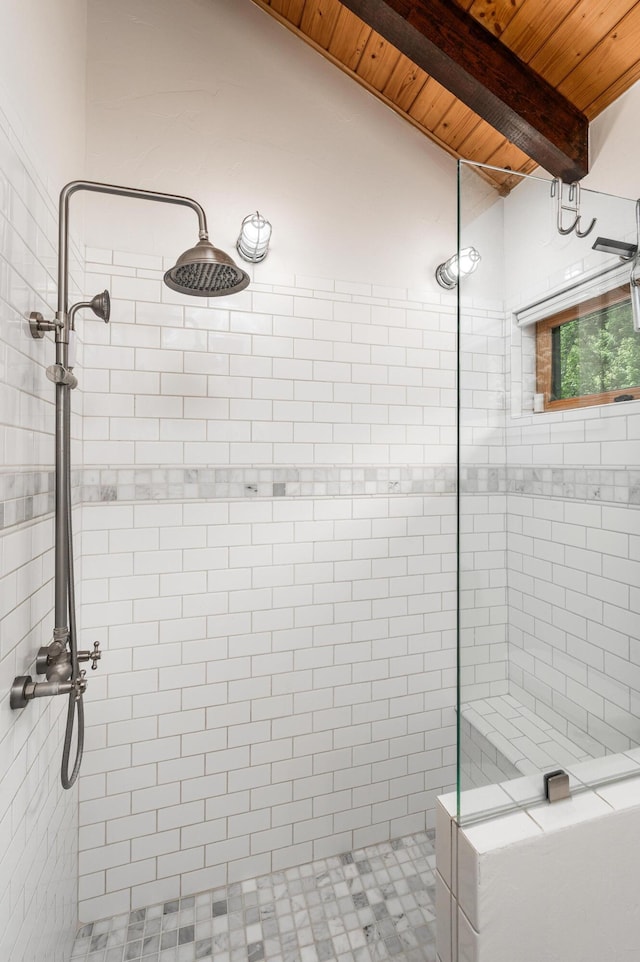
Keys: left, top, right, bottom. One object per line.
{"left": 0, "top": 3, "right": 87, "bottom": 961}
{"left": 585, "top": 77, "right": 640, "bottom": 199}
{"left": 85, "top": 0, "right": 460, "bottom": 290}
{"left": 0, "top": 0, "right": 86, "bottom": 196}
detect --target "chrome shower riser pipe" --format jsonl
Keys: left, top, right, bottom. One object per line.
{"left": 54, "top": 380, "right": 69, "bottom": 634}
{"left": 53, "top": 180, "right": 209, "bottom": 636}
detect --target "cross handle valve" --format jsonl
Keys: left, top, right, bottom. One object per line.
{"left": 89, "top": 641, "right": 101, "bottom": 670}
{"left": 78, "top": 641, "right": 102, "bottom": 671}
{"left": 73, "top": 671, "right": 87, "bottom": 701}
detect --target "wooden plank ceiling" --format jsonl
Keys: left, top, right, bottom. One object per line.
{"left": 249, "top": 0, "right": 640, "bottom": 194}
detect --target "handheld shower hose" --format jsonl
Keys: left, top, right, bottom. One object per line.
{"left": 61, "top": 378, "right": 83, "bottom": 789}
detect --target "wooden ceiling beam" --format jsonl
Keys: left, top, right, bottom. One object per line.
{"left": 338, "top": 0, "right": 589, "bottom": 180}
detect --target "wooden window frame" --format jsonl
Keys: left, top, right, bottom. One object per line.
{"left": 535, "top": 284, "right": 640, "bottom": 411}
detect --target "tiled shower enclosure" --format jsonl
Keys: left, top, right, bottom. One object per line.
{"left": 76, "top": 247, "right": 462, "bottom": 921}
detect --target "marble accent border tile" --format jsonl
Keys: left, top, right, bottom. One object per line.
{"left": 460, "top": 466, "right": 640, "bottom": 506}
{"left": 505, "top": 466, "right": 640, "bottom": 505}
{"left": 0, "top": 470, "right": 55, "bottom": 530}
{"left": 1, "top": 464, "right": 639, "bottom": 531}
{"left": 459, "top": 467, "right": 504, "bottom": 494}
{"left": 0, "top": 466, "right": 455, "bottom": 531}
{"left": 80, "top": 466, "right": 457, "bottom": 503}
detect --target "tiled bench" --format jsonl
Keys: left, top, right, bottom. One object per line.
{"left": 460, "top": 693, "right": 594, "bottom": 788}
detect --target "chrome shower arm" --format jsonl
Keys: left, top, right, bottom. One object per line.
{"left": 57, "top": 179, "right": 210, "bottom": 325}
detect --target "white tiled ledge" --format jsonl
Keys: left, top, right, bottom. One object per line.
{"left": 460, "top": 693, "right": 640, "bottom": 822}
{"left": 461, "top": 694, "right": 593, "bottom": 776}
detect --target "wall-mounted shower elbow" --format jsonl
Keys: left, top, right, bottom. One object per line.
{"left": 10, "top": 673, "right": 86, "bottom": 710}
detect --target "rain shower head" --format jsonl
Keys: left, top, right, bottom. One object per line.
{"left": 164, "top": 237, "right": 250, "bottom": 297}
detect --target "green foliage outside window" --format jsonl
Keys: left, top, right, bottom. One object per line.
{"left": 551, "top": 298, "right": 640, "bottom": 400}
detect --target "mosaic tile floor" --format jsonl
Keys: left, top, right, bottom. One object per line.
{"left": 71, "top": 832, "right": 437, "bottom": 962}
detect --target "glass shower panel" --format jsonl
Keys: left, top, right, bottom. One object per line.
{"left": 457, "top": 161, "right": 640, "bottom": 824}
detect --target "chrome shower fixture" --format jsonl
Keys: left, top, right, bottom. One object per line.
{"left": 29, "top": 289, "right": 111, "bottom": 339}
{"left": 11, "top": 642, "right": 101, "bottom": 708}
{"left": 11, "top": 178, "right": 250, "bottom": 790}
{"left": 71, "top": 289, "right": 111, "bottom": 324}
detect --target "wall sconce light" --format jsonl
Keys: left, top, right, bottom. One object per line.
{"left": 435, "top": 246, "right": 481, "bottom": 289}
{"left": 236, "top": 211, "right": 272, "bottom": 263}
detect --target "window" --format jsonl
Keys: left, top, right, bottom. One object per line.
{"left": 536, "top": 284, "right": 640, "bottom": 410}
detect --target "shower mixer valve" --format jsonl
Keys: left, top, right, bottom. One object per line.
{"left": 10, "top": 669, "right": 87, "bottom": 709}
{"left": 36, "top": 639, "right": 102, "bottom": 678}
{"left": 9, "top": 640, "right": 101, "bottom": 710}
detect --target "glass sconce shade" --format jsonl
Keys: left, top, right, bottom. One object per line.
{"left": 435, "top": 246, "right": 481, "bottom": 289}
{"left": 236, "top": 211, "right": 272, "bottom": 263}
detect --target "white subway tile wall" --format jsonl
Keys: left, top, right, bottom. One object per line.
{"left": 0, "top": 107, "right": 81, "bottom": 962}
{"left": 81, "top": 258, "right": 458, "bottom": 470}
{"left": 76, "top": 254, "right": 459, "bottom": 921}
{"left": 459, "top": 290, "right": 640, "bottom": 791}
{"left": 505, "top": 276, "right": 640, "bottom": 762}
{"left": 507, "top": 487, "right": 640, "bottom": 756}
